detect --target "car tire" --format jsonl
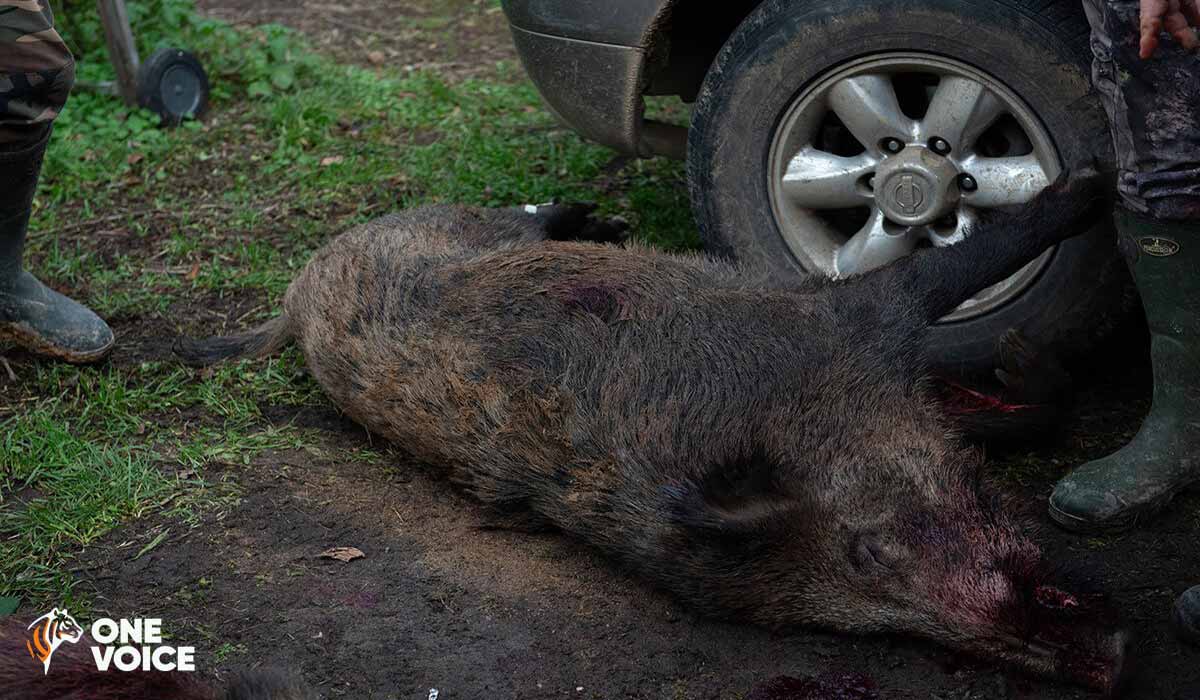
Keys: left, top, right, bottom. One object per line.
{"left": 686, "top": 0, "right": 1131, "bottom": 377}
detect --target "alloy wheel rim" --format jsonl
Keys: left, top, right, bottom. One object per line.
{"left": 767, "top": 53, "right": 1060, "bottom": 323}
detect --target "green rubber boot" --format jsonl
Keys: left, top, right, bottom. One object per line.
{"left": 0, "top": 127, "right": 113, "bottom": 363}
{"left": 1049, "top": 209, "right": 1200, "bottom": 532}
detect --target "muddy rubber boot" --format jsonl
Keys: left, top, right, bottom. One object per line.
{"left": 1049, "top": 209, "right": 1200, "bottom": 532}
{"left": 0, "top": 127, "right": 113, "bottom": 363}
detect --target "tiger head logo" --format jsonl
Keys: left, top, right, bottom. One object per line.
{"left": 26, "top": 608, "right": 85, "bottom": 674}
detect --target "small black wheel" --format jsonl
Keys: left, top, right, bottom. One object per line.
{"left": 688, "top": 0, "right": 1133, "bottom": 378}
{"left": 136, "top": 47, "right": 210, "bottom": 126}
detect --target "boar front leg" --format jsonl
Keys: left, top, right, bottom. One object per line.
{"left": 851, "top": 165, "right": 1111, "bottom": 326}
{"left": 521, "top": 202, "right": 629, "bottom": 244}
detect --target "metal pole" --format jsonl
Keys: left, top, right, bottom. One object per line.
{"left": 96, "top": 0, "right": 140, "bottom": 106}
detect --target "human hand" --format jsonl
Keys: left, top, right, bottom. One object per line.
{"left": 1140, "top": 0, "right": 1200, "bottom": 58}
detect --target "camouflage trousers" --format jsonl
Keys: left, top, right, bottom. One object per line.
{"left": 1083, "top": 0, "right": 1200, "bottom": 221}
{"left": 0, "top": 0, "right": 73, "bottom": 145}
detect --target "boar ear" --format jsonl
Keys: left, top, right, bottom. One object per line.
{"left": 666, "top": 450, "right": 805, "bottom": 537}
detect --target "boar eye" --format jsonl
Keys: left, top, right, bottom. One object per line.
{"left": 852, "top": 533, "right": 899, "bottom": 574}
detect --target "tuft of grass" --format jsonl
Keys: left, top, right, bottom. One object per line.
{"left": 213, "top": 641, "right": 248, "bottom": 663}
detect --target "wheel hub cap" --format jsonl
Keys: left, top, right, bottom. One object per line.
{"left": 875, "top": 146, "right": 960, "bottom": 226}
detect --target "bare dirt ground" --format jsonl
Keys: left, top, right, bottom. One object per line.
{"left": 59, "top": 1, "right": 1200, "bottom": 699}
{"left": 196, "top": 0, "right": 515, "bottom": 78}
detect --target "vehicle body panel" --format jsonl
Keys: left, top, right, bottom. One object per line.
{"left": 502, "top": 0, "right": 681, "bottom": 155}
{"left": 501, "top": 0, "right": 671, "bottom": 47}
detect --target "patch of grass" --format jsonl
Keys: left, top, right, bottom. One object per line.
{"left": 41, "top": 0, "right": 695, "bottom": 252}
{"left": 0, "top": 352, "right": 324, "bottom": 605}
{"left": 0, "top": 417, "right": 176, "bottom": 609}
{"left": 173, "top": 425, "right": 320, "bottom": 468}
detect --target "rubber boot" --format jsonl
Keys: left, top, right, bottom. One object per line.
{"left": 0, "top": 127, "right": 113, "bottom": 363}
{"left": 1049, "top": 209, "right": 1200, "bottom": 532}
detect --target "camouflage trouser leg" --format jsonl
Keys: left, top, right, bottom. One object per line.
{"left": 1082, "top": 0, "right": 1200, "bottom": 221}
{"left": 0, "top": 0, "right": 73, "bottom": 145}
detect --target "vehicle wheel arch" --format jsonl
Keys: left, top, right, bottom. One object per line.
{"left": 642, "top": 0, "right": 765, "bottom": 101}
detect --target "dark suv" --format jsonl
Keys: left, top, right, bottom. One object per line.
{"left": 501, "top": 0, "right": 1126, "bottom": 376}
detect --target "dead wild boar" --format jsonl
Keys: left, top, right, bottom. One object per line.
{"left": 178, "top": 169, "right": 1127, "bottom": 693}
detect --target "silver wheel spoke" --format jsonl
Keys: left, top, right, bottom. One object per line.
{"left": 920, "top": 76, "right": 1006, "bottom": 152}
{"left": 834, "top": 209, "right": 918, "bottom": 278}
{"left": 960, "top": 154, "right": 1050, "bottom": 207}
{"left": 928, "top": 206, "right": 979, "bottom": 248}
{"left": 828, "top": 75, "right": 916, "bottom": 153}
{"left": 781, "top": 148, "right": 876, "bottom": 208}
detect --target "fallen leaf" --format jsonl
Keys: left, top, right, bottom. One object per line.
{"left": 184, "top": 261, "right": 201, "bottom": 281}
{"left": 319, "top": 546, "right": 365, "bottom": 563}
{"left": 320, "top": 155, "right": 345, "bottom": 167}
{"left": 127, "top": 152, "right": 144, "bottom": 165}
{"left": 367, "top": 50, "right": 386, "bottom": 65}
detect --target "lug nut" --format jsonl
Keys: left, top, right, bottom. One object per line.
{"left": 881, "top": 138, "right": 904, "bottom": 154}
{"left": 866, "top": 176, "right": 876, "bottom": 191}
{"left": 931, "top": 138, "right": 951, "bottom": 155}
{"left": 959, "top": 174, "right": 978, "bottom": 192}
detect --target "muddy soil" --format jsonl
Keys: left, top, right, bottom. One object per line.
{"left": 195, "top": 0, "right": 516, "bottom": 78}
{"left": 32, "top": 1, "right": 1200, "bottom": 698}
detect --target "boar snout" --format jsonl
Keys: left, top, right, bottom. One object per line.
{"left": 1021, "top": 584, "right": 1129, "bottom": 695}
{"left": 951, "top": 555, "right": 1129, "bottom": 695}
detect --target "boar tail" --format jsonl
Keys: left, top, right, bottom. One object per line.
{"left": 174, "top": 315, "right": 294, "bottom": 366}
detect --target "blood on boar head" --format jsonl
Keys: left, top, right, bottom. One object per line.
{"left": 666, "top": 421, "right": 1126, "bottom": 694}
